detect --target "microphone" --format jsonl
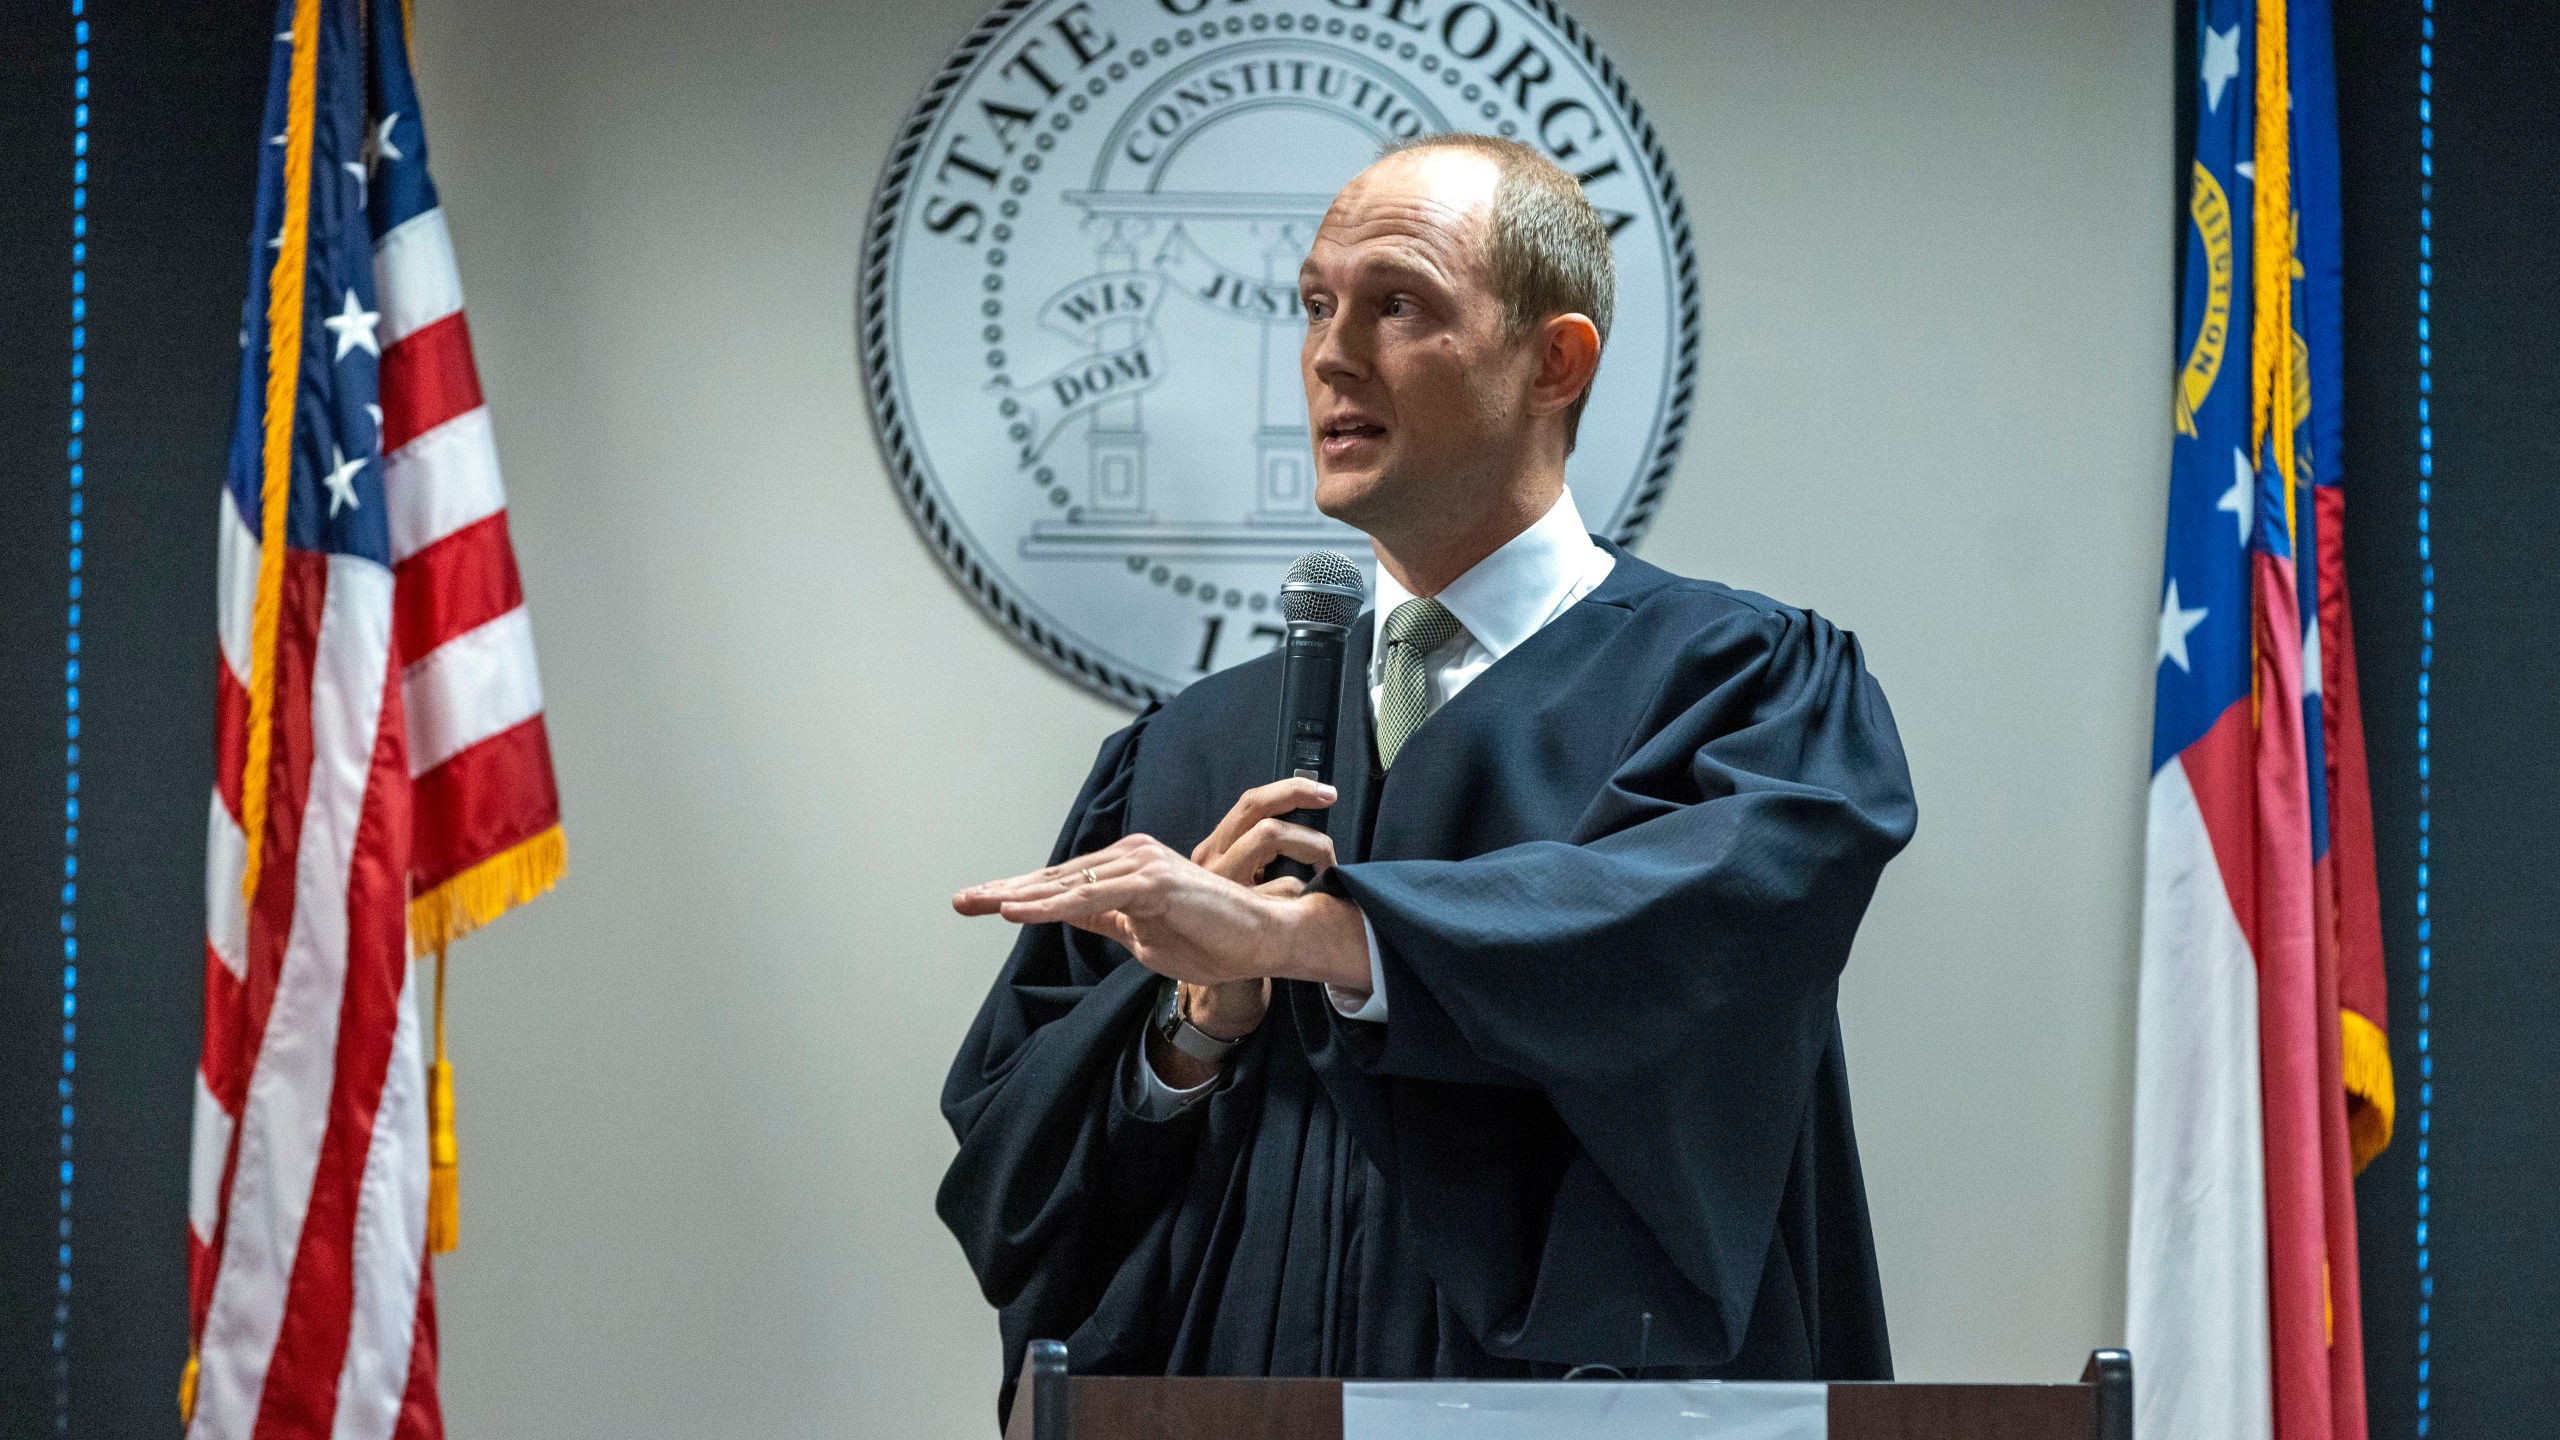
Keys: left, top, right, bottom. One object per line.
{"left": 1268, "top": 551, "right": 1365, "bottom": 884}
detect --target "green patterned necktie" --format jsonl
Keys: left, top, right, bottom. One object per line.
{"left": 1376, "top": 596, "right": 1466, "bottom": 770}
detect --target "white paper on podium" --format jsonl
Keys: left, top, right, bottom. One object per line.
{"left": 1341, "top": 1380, "right": 1828, "bottom": 1440}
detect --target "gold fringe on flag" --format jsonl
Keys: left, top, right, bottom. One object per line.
{"left": 407, "top": 823, "right": 567, "bottom": 959}
{"left": 191, "top": 3, "right": 317, "bottom": 1421}
{"left": 2342, "top": 1009, "right": 2397, "bottom": 1173}
{"left": 427, "top": 947, "right": 460, "bottom": 1254}
{"left": 2250, "top": 0, "right": 2300, "bottom": 546}
{"left": 237, "top": 0, "right": 324, "bottom": 905}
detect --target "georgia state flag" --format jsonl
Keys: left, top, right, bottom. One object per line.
{"left": 2128, "top": 3, "right": 2393, "bottom": 1440}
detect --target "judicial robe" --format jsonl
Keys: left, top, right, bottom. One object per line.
{"left": 938, "top": 543, "right": 1917, "bottom": 1427}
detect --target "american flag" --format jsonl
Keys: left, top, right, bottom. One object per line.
{"left": 185, "top": 0, "right": 563, "bottom": 1434}
{"left": 2128, "top": 1, "right": 2392, "bottom": 1438}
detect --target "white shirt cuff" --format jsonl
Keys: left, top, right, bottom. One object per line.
{"left": 1125, "top": 1030, "right": 1221, "bottom": 1121}
{"left": 1325, "top": 916, "right": 1391, "bottom": 1023}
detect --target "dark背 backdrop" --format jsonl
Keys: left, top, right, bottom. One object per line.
{"left": 2329, "top": 0, "right": 2560, "bottom": 1434}
{"left": 0, "top": 0, "right": 2553, "bottom": 1436}
{"left": 0, "top": 2, "right": 271, "bottom": 1437}
{"left": 2172, "top": 0, "right": 2560, "bottom": 1432}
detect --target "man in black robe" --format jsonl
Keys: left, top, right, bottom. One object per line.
{"left": 943, "top": 134, "right": 1917, "bottom": 1426}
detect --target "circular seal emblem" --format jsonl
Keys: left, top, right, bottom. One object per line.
{"left": 861, "top": 0, "right": 1696, "bottom": 706}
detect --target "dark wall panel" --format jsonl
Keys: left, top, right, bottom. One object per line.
{"left": 2337, "top": 0, "right": 2560, "bottom": 1435}
{"left": 0, "top": 3, "right": 269, "bottom": 1436}
{"left": 2, "top": 3, "right": 2555, "bottom": 1438}
{"left": 0, "top": 4, "right": 80, "bottom": 1430}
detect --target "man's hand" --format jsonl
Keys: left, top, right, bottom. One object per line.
{"left": 1172, "top": 777, "right": 1341, "bottom": 1043}
{"left": 1186, "top": 776, "right": 1340, "bottom": 889}
{"left": 952, "top": 778, "right": 1369, "bottom": 1085}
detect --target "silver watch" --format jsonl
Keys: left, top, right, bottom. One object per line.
{"left": 1153, "top": 979, "right": 1247, "bottom": 1064}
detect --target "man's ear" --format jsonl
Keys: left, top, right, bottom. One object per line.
{"left": 1527, "top": 313, "right": 1603, "bottom": 421}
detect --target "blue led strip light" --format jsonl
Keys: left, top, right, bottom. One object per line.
{"left": 58, "top": 1, "right": 91, "bottom": 1431}
{"left": 2412, "top": 1, "right": 2437, "bottom": 1434}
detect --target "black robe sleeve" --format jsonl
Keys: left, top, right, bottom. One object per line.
{"left": 1314, "top": 600, "right": 1916, "bottom": 1369}
{"left": 935, "top": 706, "right": 1244, "bottom": 1416}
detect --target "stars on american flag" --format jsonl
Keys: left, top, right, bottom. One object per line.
{"left": 323, "top": 289, "right": 381, "bottom": 361}
{"left": 363, "top": 112, "right": 404, "bottom": 179}
{"left": 321, "top": 444, "right": 366, "bottom": 517}
{"left": 2159, "top": 579, "right": 2211, "bottom": 673}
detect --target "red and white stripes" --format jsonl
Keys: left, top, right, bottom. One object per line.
{"left": 190, "top": 194, "right": 556, "bottom": 1440}
{"left": 2128, "top": 710, "right": 2275, "bottom": 1440}
{"left": 377, "top": 207, "right": 561, "bottom": 940}
{"left": 192, "top": 546, "right": 431, "bottom": 1440}
{"left": 380, "top": 208, "right": 539, "bottom": 778}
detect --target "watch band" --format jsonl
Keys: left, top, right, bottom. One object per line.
{"left": 1156, "top": 979, "right": 1246, "bottom": 1064}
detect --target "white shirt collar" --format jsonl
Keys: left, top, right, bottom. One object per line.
{"left": 1369, "top": 487, "right": 1606, "bottom": 663}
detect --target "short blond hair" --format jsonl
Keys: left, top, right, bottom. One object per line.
{"left": 1378, "top": 132, "right": 1616, "bottom": 446}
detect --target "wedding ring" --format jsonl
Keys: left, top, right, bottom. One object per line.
{"left": 1078, "top": 867, "right": 1099, "bottom": 886}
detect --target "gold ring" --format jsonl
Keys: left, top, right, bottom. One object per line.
{"left": 1079, "top": 867, "right": 1099, "bottom": 886}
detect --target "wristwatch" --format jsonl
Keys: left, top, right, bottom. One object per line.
{"left": 1153, "top": 978, "right": 1248, "bottom": 1065}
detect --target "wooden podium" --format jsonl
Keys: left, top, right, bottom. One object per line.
{"left": 1004, "top": 1341, "right": 2133, "bottom": 1440}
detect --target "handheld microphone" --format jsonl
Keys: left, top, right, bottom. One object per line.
{"left": 1268, "top": 551, "right": 1365, "bottom": 884}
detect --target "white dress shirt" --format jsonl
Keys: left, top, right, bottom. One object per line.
{"left": 1128, "top": 488, "right": 1617, "bottom": 1119}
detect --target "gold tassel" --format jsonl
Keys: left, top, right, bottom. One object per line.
{"left": 179, "top": 1347, "right": 200, "bottom": 1423}
{"left": 2341, "top": 1008, "right": 2398, "bottom": 1172}
{"left": 426, "top": 946, "right": 459, "bottom": 1253}
{"left": 411, "top": 826, "right": 567, "bottom": 1250}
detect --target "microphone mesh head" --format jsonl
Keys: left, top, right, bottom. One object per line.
{"left": 1281, "top": 550, "right": 1365, "bottom": 628}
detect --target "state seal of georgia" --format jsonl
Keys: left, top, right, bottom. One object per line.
{"left": 859, "top": 0, "right": 1697, "bottom": 706}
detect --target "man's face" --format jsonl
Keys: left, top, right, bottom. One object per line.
{"left": 1298, "top": 150, "right": 1541, "bottom": 538}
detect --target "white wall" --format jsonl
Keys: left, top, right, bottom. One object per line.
{"left": 407, "top": 0, "right": 2170, "bottom": 1434}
